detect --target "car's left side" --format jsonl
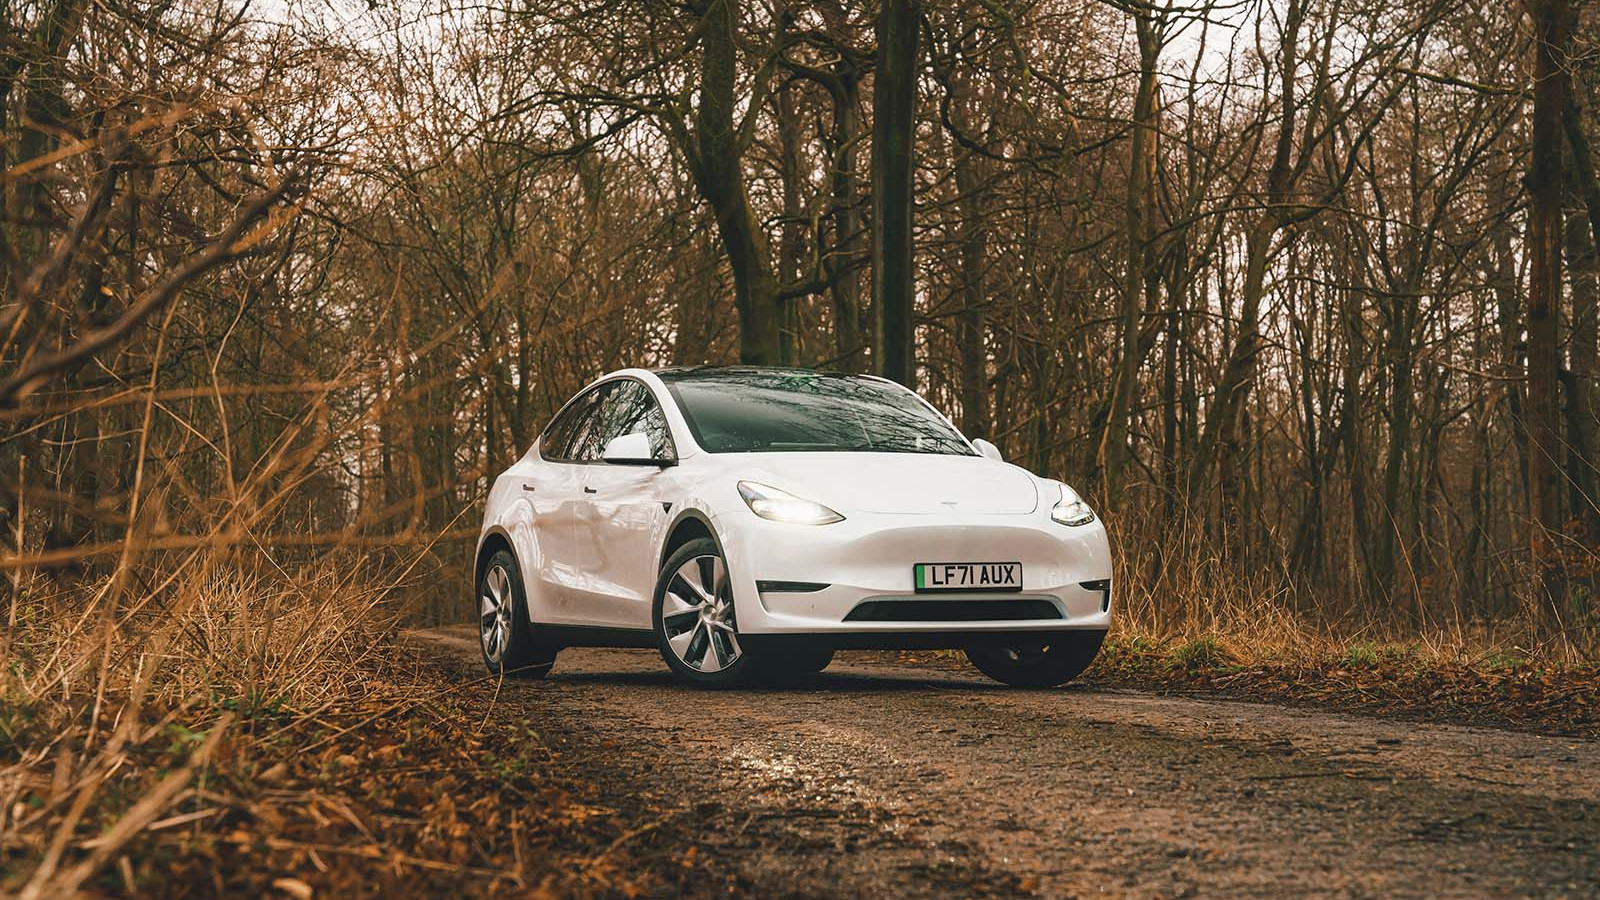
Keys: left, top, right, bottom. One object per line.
{"left": 475, "top": 369, "right": 707, "bottom": 677}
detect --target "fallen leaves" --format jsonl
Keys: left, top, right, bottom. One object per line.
{"left": 884, "top": 638, "right": 1600, "bottom": 737}
{"left": 2, "top": 646, "right": 715, "bottom": 899}
{"left": 1088, "top": 636, "right": 1600, "bottom": 738}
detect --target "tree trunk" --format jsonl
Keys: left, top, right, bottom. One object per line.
{"left": 953, "top": 151, "right": 988, "bottom": 437}
{"left": 776, "top": 79, "right": 806, "bottom": 365}
{"left": 1374, "top": 285, "right": 1417, "bottom": 601}
{"left": 1190, "top": 220, "right": 1272, "bottom": 506}
{"left": 825, "top": 72, "right": 865, "bottom": 371}
{"left": 1565, "top": 210, "right": 1599, "bottom": 538}
{"left": 692, "top": 0, "right": 782, "bottom": 366}
{"left": 1564, "top": 74, "right": 1600, "bottom": 251}
{"left": 670, "top": 175, "right": 716, "bottom": 366}
{"left": 1525, "top": 0, "right": 1572, "bottom": 632}
{"left": 1338, "top": 262, "right": 1378, "bottom": 598}
{"left": 1489, "top": 154, "right": 1532, "bottom": 503}
{"left": 871, "top": 0, "right": 920, "bottom": 386}
{"left": 1160, "top": 249, "right": 1187, "bottom": 519}
{"left": 1188, "top": 0, "right": 1305, "bottom": 539}
{"left": 1101, "top": 12, "right": 1160, "bottom": 499}
{"left": 950, "top": 73, "right": 989, "bottom": 438}
{"left": 1562, "top": 74, "right": 1600, "bottom": 540}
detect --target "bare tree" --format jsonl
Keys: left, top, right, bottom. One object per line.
{"left": 1525, "top": 0, "right": 1575, "bottom": 631}
{"left": 872, "top": 0, "right": 922, "bottom": 385}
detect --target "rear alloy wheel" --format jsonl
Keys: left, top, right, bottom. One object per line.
{"left": 478, "top": 549, "right": 556, "bottom": 679}
{"left": 965, "top": 631, "right": 1106, "bottom": 688}
{"left": 653, "top": 537, "right": 757, "bottom": 686}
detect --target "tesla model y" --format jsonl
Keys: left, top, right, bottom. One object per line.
{"left": 474, "top": 367, "right": 1113, "bottom": 687}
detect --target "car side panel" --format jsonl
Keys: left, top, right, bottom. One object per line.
{"left": 572, "top": 464, "right": 673, "bottom": 628}
{"left": 530, "top": 459, "right": 591, "bottom": 624}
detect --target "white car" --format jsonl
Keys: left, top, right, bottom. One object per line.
{"left": 474, "top": 367, "right": 1113, "bottom": 687}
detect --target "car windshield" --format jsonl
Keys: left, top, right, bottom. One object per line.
{"left": 659, "top": 370, "right": 975, "bottom": 455}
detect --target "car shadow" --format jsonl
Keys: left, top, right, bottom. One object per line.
{"left": 545, "top": 667, "right": 1081, "bottom": 694}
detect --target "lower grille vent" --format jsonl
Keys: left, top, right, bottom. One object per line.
{"left": 843, "top": 599, "right": 1061, "bottom": 623}
{"left": 1080, "top": 579, "right": 1111, "bottom": 612}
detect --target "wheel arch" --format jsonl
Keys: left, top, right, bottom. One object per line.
{"left": 658, "top": 509, "right": 725, "bottom": 574}
{"left": 475, "top": 527, "right": 516, "bottom": 585}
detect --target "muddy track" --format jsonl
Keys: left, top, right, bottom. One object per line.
{"left": 412, "top": 626, "right": 1599, "bottom": 899}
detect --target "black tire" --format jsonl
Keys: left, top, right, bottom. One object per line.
{"left": 965, "top": 631, "right": 1105, "bottom": 688}
{"left": 765, "top": 644, "right": 835, "bottom": 676}
{"left": 478, "top": 549, "right": 557, "bottom": 679}
{"left": 652, "top": 536, "right": 760, "bottom": 687}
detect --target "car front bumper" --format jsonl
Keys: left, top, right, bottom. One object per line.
{"left": 713, "top": 509, "right": 1114, "bottom": 638}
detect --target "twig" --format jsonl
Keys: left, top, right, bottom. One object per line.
{"left": 583, "top": 812, "right": 685, "bottom": 873}
{"left": 0, "top": 182, "right": 296, "bottom": 408}
{"left": 261, "top": 838, "right": 522, "bottom": 882}
{"left": 22, "top": 714, "right": 233, "bottom": 900}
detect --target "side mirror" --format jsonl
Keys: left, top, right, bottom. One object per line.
{"left": 972, "top": 438, "right": 1003, "bottom": 462}
{"left": 602, "top": 432, "right": 672, "bottom": 467}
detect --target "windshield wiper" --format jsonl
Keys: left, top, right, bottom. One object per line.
{"left": 765, "top": 442, "right": 853, "bottom": 451}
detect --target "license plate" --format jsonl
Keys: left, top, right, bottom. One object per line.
{"left": 913, "top": 562, "right": 1023, "bottom": 593}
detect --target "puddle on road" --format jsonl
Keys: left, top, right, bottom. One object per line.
{"left": 727, "top": 742, "right": 880, "bottom": 802}
{"left": 721, "top": 733, "right": 926, "bottom": 841}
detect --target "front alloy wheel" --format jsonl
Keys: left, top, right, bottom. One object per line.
{"left": 653, "top": 537, "right": 756, "bottom": 686}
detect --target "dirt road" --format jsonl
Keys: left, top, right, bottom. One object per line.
{"left": 413, "top": 626, "right": 1599, "bottom": 899}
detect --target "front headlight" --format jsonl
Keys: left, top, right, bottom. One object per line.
{"left": 1050, "top": 483, "right": 1096, "bottom": 526}
{"left": 737, "top": 481, "right": 845, "bottom": 525}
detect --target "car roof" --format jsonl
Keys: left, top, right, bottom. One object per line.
{"left": 651, "top": 365, "right": 879, "bottom": 381}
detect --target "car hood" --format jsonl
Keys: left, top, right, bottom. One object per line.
{"left": 733, "top": 452, "right": 1041, "bottom": 516}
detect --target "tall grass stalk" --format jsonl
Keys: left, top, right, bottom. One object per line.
{"left": 1107, "top": 499, "right": 1594, "bottom": 665}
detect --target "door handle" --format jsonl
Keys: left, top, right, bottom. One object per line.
{"left": 521, "top": 484, "right": 537, "bottom": 492}
{"left": 583, "top": 486, "right": 597, "bottom": 494}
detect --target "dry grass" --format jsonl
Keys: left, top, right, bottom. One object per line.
{"left": 0, "top": 545, "right": 743, "bottom": 898}
{"left": 1106, "top": 502, "right": 1598, "bottom": 669}
{"left": 1085, "top": 506, "right": 1600, "bottom": 737}
{"left": 0, "top": 547, "right": 411, "bottom": 898}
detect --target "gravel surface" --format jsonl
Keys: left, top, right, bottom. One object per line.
{"left": 413, "top": 626, "right": 1600, "bottom": 899}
